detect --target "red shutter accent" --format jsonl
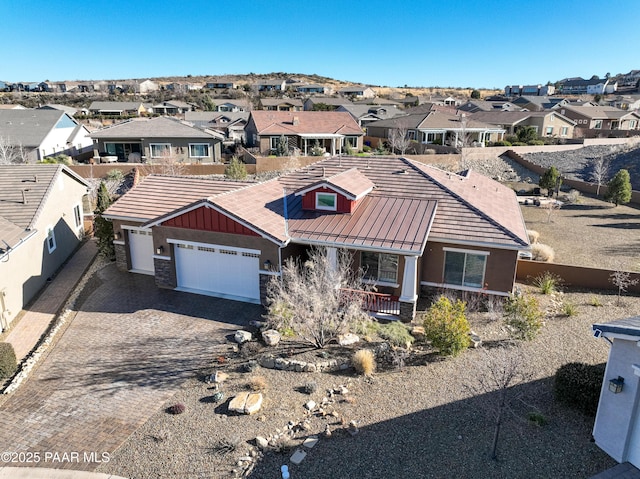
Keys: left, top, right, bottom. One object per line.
{"left": 300, "top": 186, "right": 354, "bottom": 213}
{"left": 163, "top": 207, "right": 259, "bottom": 236}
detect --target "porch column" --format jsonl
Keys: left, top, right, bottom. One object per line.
{"left": 331, "top": 138, "right": 336, "bottom": 155}
{"left": 326, "top": 247, "right": 341, "bottom": 288}
{"left": 399, "top": 255, "right": 419, "bottom": 322}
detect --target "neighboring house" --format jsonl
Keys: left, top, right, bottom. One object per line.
{"left": 185, "top": 111, "right": 249, "bottom": 144}
{"left": 511, "top": 96, "right": 569, "bottom": 111}
{"left": 425, "top": 96, "right": 463, "bottom": 107}
{"left": 558, "top": 105, "right": 640, "bottom": 133}
{"left": 102, "top": 156, "right": 529, "bottom": 321}
{"left": 164, "top": 82, "right": 186, "bottom": 93}
{"left": 617, "top": 70, "right": 640, "bottom": 88}
{"left": 151, "top": 101, "right": 194, "bottom": 115}
{"left": 0, "top": 104, "right": 26, "bottom": 110}
{"left": 458, "top": 100, "right": 522, "bottom": 113}
{"left": 558, "top": 77, "right": 616, "bottom": 95}
{"left": 504, "top": 84, "right": 555, "bottom": 96}
{"left": 206, "top": 79, "right": 238, "bottom": 90}
{"left": 0, "top": 164, "right": 88, "bottom": 330}
{"left": 338, "top": 86, "right": 376, "bottom": 99}
{"left": 393, "top": 96, "right": 421, "bottom": 108}
{"left": 365, "top": 111, "right": 506, "bottom": 146}
{"left": 211, "top": 99, "right": 250, "bottom": 112}
{"left": 0, "top": 109, "right": 93, "bottom": 162}
{"left": 255, "top": 80, "right": 287, "bottom": 92}
{"left": 139, "top": 79, "right": 159, "bottom": 93}
{"left": 259, "top": 99, "right": 304, "bottom": 112}
{"left": 88, "top": 101, "right": 148, "bottom": 116}
{"left": 591, "top": 316, "right": 640, "bottom": 469}
{"left": 469, "top": 111, "right": 576, "bottom": 139}
{"left": 608, "top": 95, "right": 640, "bottom": 111}
{"left": 245, "top": 111, "right": 364, "bottom": 156}
{"left": 304, "top": 97, "right": 353, "bottom": 111}
{"left": 337, "top": 104, "right": 406, "bottom": 128}
{"left": 90, "top": 116, "right": 224, "bottom": 162}
{"left": 296, "top": 84, "right": 327, "bottom": 94}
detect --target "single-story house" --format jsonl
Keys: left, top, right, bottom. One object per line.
{"left": 510, "top": 96, "right": 569, "bottom": 112}
{"left": 337, "top": 104, "right": 406, "bottom": 128}
{"left": 139, "top": 79, "right": 159, "bottom": 93}
{"left": 88, "top": 101, "right": 148, "bottom": 116}
{"left": 558, "top": 105, "right": 640, "bottom": 132}
{"left": 244, "top": 111, "right": 364, "bottom": 156}
{"left": 469, "top": 111, "right": 577, "bottom": 138}
{"left": 103, "top": 156, "right": 529, "bottom": 321}
{"left": 211, "top": 99, "right": 250, "bottom": 112}
{"left": 255, "top": 80, "right": 287, "bottom": 92}
{"left": 259, "top": 99, "right": 304, "bottom": 112}
{"left": 206, "top": 79, "right": 238, "bottom": 90}
{"left": 592, "top": 316, "right": 640, "bottom": 469}
{"left": 365, "top": 111, "right": 506, "bottom": 146}
{"left": 458, "top": 100, "right": 522, "bottom": 113}
{"left": 0, "top": 164, "right": 89, "bottom": 330}
{"left": 151, "top": 101, "right": 194, "bottom": 115}
{"left": 296, "top": 84, "right": 328, "bottom": 94}
{"left": 304, "top": 97, "right": 353, "bottom": 111}
{"left": 338, "top": 86, "right": 376, "bottom": 99}
{"left": 0, "top": 109, "right": 94, "bottom": 162}
{"left": 90, "top": 116, "right": 224, "bottom": 162}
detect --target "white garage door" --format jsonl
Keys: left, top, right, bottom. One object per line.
{"left": 174, "top": 241, "right": 261, "bottom": 303}
{"left": 128, "top": 229, "right": 155, "bottom": 274}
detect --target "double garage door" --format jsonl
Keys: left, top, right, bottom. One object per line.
{"left": 173, "top": 241, "right": 261, "bottom": 303}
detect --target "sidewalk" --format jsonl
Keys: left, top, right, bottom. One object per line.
{"left": 5, "top": 239, "right": 98, "bottom": 361}
{"left": 0, "top": 467, "right": 126, "bottom": 478}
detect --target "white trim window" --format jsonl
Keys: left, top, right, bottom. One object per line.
{"left": 315, "top": 192, "right": 337, "bottom": 211}
{"left": 630, "top": 120, "right": 637, "bottom": 129}
{"left": 270, "top": 136, "right": 286, "bottom": 150}
{"left": 443, "top": 248, "right": 488, "bottom": 288}
{"left": 189, "top": 143, "right": 210, "bottom": 158}
{"left": 344, "top": 136, "right": 359, "bottom": 148}
{"left": 46, "top": 226, "right": 57, "bottom": 253}
{"left": 560, "top": 127, "right": 569, "bottom": 137}
{"left": 150, "top": 143, "right": 172, "bottom": 158}
{"left": 594, "top": 120, "right": 603, "bottom": 129}
{"left": 361, "top": 251, "right": 399, "bottom": 284}
{"left": 545, "top": 126, "right": 553, "bottom": 136}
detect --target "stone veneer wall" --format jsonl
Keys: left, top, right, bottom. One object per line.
{"left": 259, "top": 273, "right": 273, "bottom": 307}
{"left": 399, "top": 301, "right": 416, "bottom": 323}
{"left": 154, "top": 258, "right": 177, "bottom": 289}
{"left": 114, "top": 243, "right": 128, "bottom": 272}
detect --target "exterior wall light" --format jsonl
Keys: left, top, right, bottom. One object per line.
{"left": 156, "top": 245, "right": 164, "bottom": 255}
{"left": 263, "top": 260, "right": 271, "bottom": 270}
{"left": 113, "top": 232, "right": 121, "bottom": 240}
{"left": 609, "top": 376, "right": 624, "bottom": 394}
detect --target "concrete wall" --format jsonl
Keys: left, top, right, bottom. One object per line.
{"left": 593, "top": 338, "right": 640, "bottom": 462}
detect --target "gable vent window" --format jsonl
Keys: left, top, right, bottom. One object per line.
{"left": 316, "top": 192, "right": 337, "bottom": 211}
{"left": 46, "top": 226, "right": 57, "bottom": 253}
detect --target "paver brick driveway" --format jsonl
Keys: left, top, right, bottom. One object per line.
{"left": 0, "top": 263, "right": 261, "bottom": 471}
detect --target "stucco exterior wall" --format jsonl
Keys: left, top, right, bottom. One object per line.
{"left": 0, "top": 172, "right": 87, "bottom": 329}
{"left": 593, "top": 338, "right": 640, "bottom": 463}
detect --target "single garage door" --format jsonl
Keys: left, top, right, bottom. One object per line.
{"left": 128, "top": 229, "right": 155, "bottom": 274}
{"left": 174, "top": 241, "right": 261, "bottom": 303}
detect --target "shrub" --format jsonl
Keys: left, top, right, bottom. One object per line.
{"left": 528, "top": 412, "right": 547, "bottom": 426}
{"left": 532, "top": 271, "right": 562, "bottom": 295}
{"left": 554, "top": 362, "right": 605, "bottom": 416}
{"left": 564, "top": 189, "right": 581, "bottom": 204}
{"left": 527, "top": 140, "right": 545, "bottom": 146}
{"left": 377, "top": 322, "right": 415, "bottom": 348}
{"left": 247, "top": 375, "right": 268, "bottom": 391}
{"left": 303, "top": 381, "right": 318, "bottom": 394}
{"left": 511, "top": 141, "right": 527, "bottom": 146}
{"left": 362, "top": 145, "right": 371, "bottom": 153}
{"left": 0, "top": 342, "right": 17, "bottom": 379}
{"left": 224, "top": 156, "right": 247, "bottom": 180}
{"left": 561, "top": 301, "right": 578, "bottom": 317}
{"left": 589, "top": 295, "right": 603, "bottom": 307}
{"left": 167, "top": 403, "right": 186, "bottom": 415}
{"left": 352, "top": 349, "right": 376, "bottom": 376}
{"left": 422, "top": 296, "right": 470, "bottom": 357}
{"left": 527, "top": 229, "right": 540, "bottom": 244}
{"left": 105, "top": 169, "right": 124, "bottom": 182}
{"left": 531, "top": 243, "right": 555, "bottom": 262}
{"left": 503, "top": 294, "right": 543, "bottom": 341}
{"left": 492, "top": 141, "right": 512, "bottom": 147}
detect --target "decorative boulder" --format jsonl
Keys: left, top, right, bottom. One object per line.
{"left": 228, "top": 392, "right": 263, "bottom": 415}
{"left": 228, "top": 392, "right": 250, "bottom": 414}
{"left": 262, "top": 329, "right": 281, "bottom": 347}
{"left": 337, "top": 333, "right": 360, "bottom": 346}
{"left": 235, "top": 330, "right": 253, "bottom": 344}
{"left": 213, "top": 371, "right": 229, "bottom": 383}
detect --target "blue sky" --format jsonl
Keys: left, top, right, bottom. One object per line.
{"left": 2, "top": 0, "right": 639, "bottom": 89}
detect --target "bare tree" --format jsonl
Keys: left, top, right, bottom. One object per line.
{"left": 0, "top": 136, "right": 29, "bottom": 164}
{"left": 543, "top": 200, "right": 561, "bottom": 223}
{"left": 388, "top": 127, "right": 412, "bottom": 155}
{"left": 589, "top": 155, "right": 610, "bottom": 196}
{"left": 144, "top": 148, "right": 187, "bottom": 176}
{"left": 467, "top": 346, "right": 532, "bottom": 460}
{"left": 265, "top": 246, "right": 370, "bottom": 348}
{"left": 609, "top": 270, "right": 639, "bottom": 306}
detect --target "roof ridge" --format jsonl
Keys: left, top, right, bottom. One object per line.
{"left": 404, "top": 159, "right": 527, "bottom": 246}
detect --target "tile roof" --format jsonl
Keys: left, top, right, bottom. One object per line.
{"left": 90, "top": 117, "right": 221, "bottom": 140}
{"left": 0, "top": 164, "right": 88, "bottom": 249}
{"left": 367, "top": 111, "right": 504, "bottom": 131}
{"left": 561, "top": 105, "right": 638, "bottom": 120}
{"left": 108, "top": 156, "right": 528, "bottom": 253}
{"left": 249, "top": 111, "right": 363, "bottom": 136}
{"left": 0, "top": 109, "right": 69, "bottom": 147}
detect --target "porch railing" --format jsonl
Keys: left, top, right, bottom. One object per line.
{"left": 340, "top": 288, "right": 400, "bottom": 316}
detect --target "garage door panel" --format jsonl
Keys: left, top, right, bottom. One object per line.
{"left": 174, "top": 242, "right": 260, "bottom": 302}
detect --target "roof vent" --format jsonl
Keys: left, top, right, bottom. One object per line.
{"left": 292, "top": 116, "right": 300, "bottom": 126}
{"left": 21, "top": 189, "right": 29, "bottom": 204}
